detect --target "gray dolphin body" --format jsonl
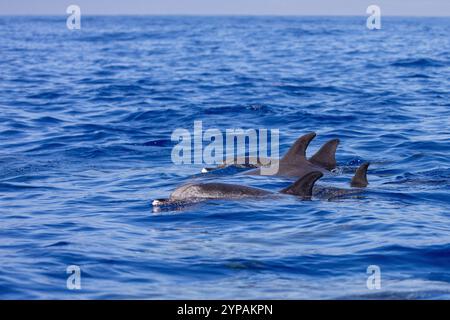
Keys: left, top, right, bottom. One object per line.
{"left": 313, "top": 162, "right": 370, "bottom": 200}
{"left": 152, "top": 171, "right": 324, "bottom": 207}
{"left": 202, "top": 132, "right": 339, "bottom": 177}
{"left": 153, "top": 163, "right": 370, "bottom": 209}
{"left": 244, "top": 132, "right": 340, "bottom": 177}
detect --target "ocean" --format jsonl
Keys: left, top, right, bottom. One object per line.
{"left": 0, "top": 15, "right": 449, "bottom": 299}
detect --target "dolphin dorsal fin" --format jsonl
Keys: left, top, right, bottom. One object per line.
{"left": 309, "top": 138, "right": 340, "bottom": 170}
{"left": 281, "top": 171, "right": 323, "bottom": 198}
{"left": 281, "top": 132, "right": 316, "bottom": 163}
{"left": 351, "top": 162, "right": 370, "bottom": 188}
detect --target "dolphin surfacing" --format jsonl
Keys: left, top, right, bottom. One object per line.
{"left": 244, "top": 132, "right": 340, "bottom": 177}
{"left": 201, "top": 132, "right": 340, "bottom": 176}
{"left": 153, "top": 171, "right": 324, "bottom": 207}
{"left": 313, "top": 162, "right": 370, "bottom": 200}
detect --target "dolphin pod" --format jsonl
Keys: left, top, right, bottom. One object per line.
{"left": 153, "top": 162, "right": 370, "bottom": 207}
{"left": 153, "top": 132, "right": 371, "bottom": 208}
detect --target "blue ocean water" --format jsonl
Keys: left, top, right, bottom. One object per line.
{"left": 0, "top": 15, "right": 449, "bottom": 299}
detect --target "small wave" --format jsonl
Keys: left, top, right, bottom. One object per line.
{"left": 142, "top": 139, "right": 173, "bottom": 147}
{"left": 391, "top": 57, "right": 445, "bottom": 68}
{"left": 121, "top": 109, "right": 182, "bottom": 122}
{"left": 31, "top": 116, "right": 65, "bottom": 124}
{"left": 398, "top": 73, "right": 432, "bottom": 79}
{"left": 45, "top": 241, "right": 71, "bottom": 247}
{"left": 0, "top": 182, "right": 56, "bottom": 191}
{"left": 386, "top": 168, "right": 450, "bottom": 186}
{"left": 202, "top": 104, "right": 273, "bottom": 115}
{"left": 27, "top": 91, "right": 63, "bottom": 100}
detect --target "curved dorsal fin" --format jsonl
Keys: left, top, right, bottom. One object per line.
{"left": 280, "top": 171, "right": 323, "bottom": 198}
{"left": 281, "top": 132, "right": 316, "bottom": 163}
{"left": 351, "top": 162, "right": 370, "bottom": 188}
{"left": 309, "top": 138, "right": 339, "bottom": 170}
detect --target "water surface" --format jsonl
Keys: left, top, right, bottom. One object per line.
{"left": 0, "top": 16, "right": 449, "bottom": 299}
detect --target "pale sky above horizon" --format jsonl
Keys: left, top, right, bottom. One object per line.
{"left": 0, "top": 0, "right": 449, "bottom": 16}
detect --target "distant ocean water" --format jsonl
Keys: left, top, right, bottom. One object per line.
{"left": 0, "top": 16, "right": 449, "bottom": 299}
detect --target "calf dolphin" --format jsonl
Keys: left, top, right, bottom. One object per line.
{"left": 244, "top": 132, "right": 339, "bottom": 177}
{"left": 152, "top": 171, "right": 324, "bottom": 207}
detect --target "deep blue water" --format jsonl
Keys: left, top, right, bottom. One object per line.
{"left": 0, "top": 16, "right": 449, "bottom": 299}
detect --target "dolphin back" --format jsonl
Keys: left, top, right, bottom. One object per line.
{"left": 309, "top": 138, "right": 340, "bottom": 170}
{"left": 351, "top": 162, "right": 370, "bottom": 188}
{"left": 281, "top": 132, "right": 316, "bottom": 163}
{"left": 280, "top": 171, "right": 324, "bottom": 198}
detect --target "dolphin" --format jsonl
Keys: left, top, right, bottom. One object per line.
{"left": 313, "top": 162, "right": 370, "bottom": 200}
{"left": 201, "top": 132, "right": 340, "bottom": 178}
{"left": 152, "top": 171, "right": 324, "bottom": 207}
{"left": 350, "top": 162, "right": 370, "bottom": 188}
{"left": 244, "top": 132, "right": 340, "bottom": 177}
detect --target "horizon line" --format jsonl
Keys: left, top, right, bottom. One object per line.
{"left": 1, "top": 13, "right": 450, "bottom": 18}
